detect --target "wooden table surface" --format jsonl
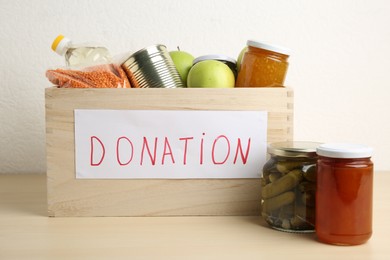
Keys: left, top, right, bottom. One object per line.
{"left": 1, "top": 172, "right": 389, "bottom": 259}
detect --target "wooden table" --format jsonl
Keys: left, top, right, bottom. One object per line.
{"left": 1, "top": 172, "right": 389, "bottom": 259}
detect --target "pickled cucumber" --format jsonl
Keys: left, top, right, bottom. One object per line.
{"left": 262, "top": 169, "right": 303, "bottom": 199}
{"left": 301, "top": 191, "right": 315, "bottom": 207}
{"left": 269, "top": 172, "right": 281, "bottom": 183}
{"left": 302, "top": 165, "right": 316, "bottom": 182}
{"left": 262, "top": 158, "right": 278, "bottom": 180}
{"left": 295, "top": 205, "right": 315, "bottom": 225}
{"left": 298, "top": 181, "right": 315, "bottom": 192}
{"left": 276, "top": 161, "right": 303, "bottom": 174}
{"left": 262, "top": 191, "right": 295, "bottom": 213}
{"left": 290, "top": 215, "right": 306, "bottom": 228}
{"left": 260, "top": 177, "right": 267, "bottom": 187}
{"left": 278, "top": 204, "right": 294, "bottom": 219}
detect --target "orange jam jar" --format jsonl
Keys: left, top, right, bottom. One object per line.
{"left": 235, "top": 40, "right": 290, "bottom": 87}
{"left": 316, "top": 143, "right": 374, "bottom": 245}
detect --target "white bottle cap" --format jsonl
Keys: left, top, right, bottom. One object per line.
{"left": 51, "top": 35, "right": 71, "bottom": 56}
{"left": 316, "top": 143, "right": 373, "bottom": 158}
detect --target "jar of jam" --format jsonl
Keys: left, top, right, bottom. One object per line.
{"left": 236, "top": 40, "right": 290, "bottom": 87}
{"left": 261, "top": 141, "right": 321, "bottom": 232}
{"left": 316, "top": 143, "right": 374, "bottom": 245}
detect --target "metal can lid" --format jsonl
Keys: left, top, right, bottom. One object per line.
{"left": 124, "top": 44, "right": 167, "bottom": 62}
{"left": 247, "top": 40, "right": 291, "bottom": 56}
{"left": 193, "top": 54, "right": 236, "bottom": 65}
{"left": 268, "top": 141, "right": 321, "bottom": 158}
{"left": 317, "top": 143, "right": 373, "bottom": 159}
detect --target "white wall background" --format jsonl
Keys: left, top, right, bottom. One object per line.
{"left": 1, "top": 0, "right": 390, "bottom": 174}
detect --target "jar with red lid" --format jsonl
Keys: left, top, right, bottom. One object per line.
{"left": 235, "top": 40, "right": 290, "bottom": 87}
{"left": 316, "top": 143, "right": 374, "bottom": 245}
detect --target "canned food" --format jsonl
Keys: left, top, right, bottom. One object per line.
{"left": 236, "top": 40, "right": 290, "bottom": 87}
{"left": 193, "top": 54, "right": 237, "bottom": 78}
{"left": 261, "top": 141, "right": 321, "bottom": 233}
{"left": 121, "top": 44, "right": 184, "bottom": 88}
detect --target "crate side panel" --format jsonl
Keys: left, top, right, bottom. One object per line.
{"left": 45, "top": 87, "right": 293, "bottom": 216}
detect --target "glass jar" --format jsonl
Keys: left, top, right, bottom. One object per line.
{"left": 261, "top": 141, "right": 321, "bottom": 232}
{"left": 236, "top": 40, "right": 290, "bottom": 87}
{"left": 316, "top": 143, "right": 373, "bottom": 245}
{"left": 193, "top": 54, "right": 237, "bottom": 78}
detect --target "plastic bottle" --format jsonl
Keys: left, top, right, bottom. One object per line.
{"left": 51, "top": 35, "right": 112, "bottom": 67}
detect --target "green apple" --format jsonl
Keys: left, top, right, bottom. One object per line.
{"left": 187, "top": 60, "right": 235, "bottom": 88}
{"left": 169, "top": 50, "right": 194, "bottom": 87}
{"left": 236, "top": 46, "right": 248, "bottom": 72}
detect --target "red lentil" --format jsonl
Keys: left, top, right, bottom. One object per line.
{"left": 46, "top": 63, "right": 131, "bottom": 88}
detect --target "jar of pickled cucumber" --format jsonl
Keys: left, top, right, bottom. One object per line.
{"left": 261, "top": 141, "right": 321, "bottom": 233}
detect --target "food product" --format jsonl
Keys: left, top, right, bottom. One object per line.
{"left": 262, "top": 169, "right": 303, "bottom": 199}
{"left": 261, "top": 141, "right": 320, "bottom": 232}
{"left": 51, "top": 35, "right": 112, "bottom": 67}
{"left": 316, "top": 143, "right": 373, "bottom": 245}
{"left": 192, "top": 55, "right": 237, "bottom": 79}
{"left": 187, "top": 60, "right": 235, "bottom": 88}
{"left": 121, "top": 44, "right": 184, "bottom": 88}
{"left": 236, "top": 46, "right": 248, "bottom": 72}
{"left": 236, "top": 40, "right": 290, "bottom": 87}
{"left": 169, "top": 49, "right": 194, "bottom": 87}
{"left": 46, "top": 63, "right": 131, "bottom": 88}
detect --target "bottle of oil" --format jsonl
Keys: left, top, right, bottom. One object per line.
{"left": 51, "top": 35, "right": 112, "bottom": 67}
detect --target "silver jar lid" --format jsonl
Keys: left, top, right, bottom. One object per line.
{"left": 268, "top": 141, "right": 321, "bottom": 158}
{"left": 193, "top": 54, "right": 236, "bottom": 65}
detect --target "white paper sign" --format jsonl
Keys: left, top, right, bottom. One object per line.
{"left": 74, "top": 110, "right": 267, "bottom": 179}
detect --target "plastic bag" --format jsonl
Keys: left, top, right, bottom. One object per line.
{"left": 46, "top": 63, "right": 131, "bottom": 88}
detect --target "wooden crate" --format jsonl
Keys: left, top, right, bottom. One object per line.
{"left": 45, "top": 87, "right": 293, "bottom": 217}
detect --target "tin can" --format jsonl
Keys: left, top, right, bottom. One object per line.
{"left": 121, "top": 45, "right": 184, "bottom": 88}
{"left": 261, "top": 141, "right": 321, "bottom": 233}
{"left": 316, "top": 143, "right": 373, "bottom": 245}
